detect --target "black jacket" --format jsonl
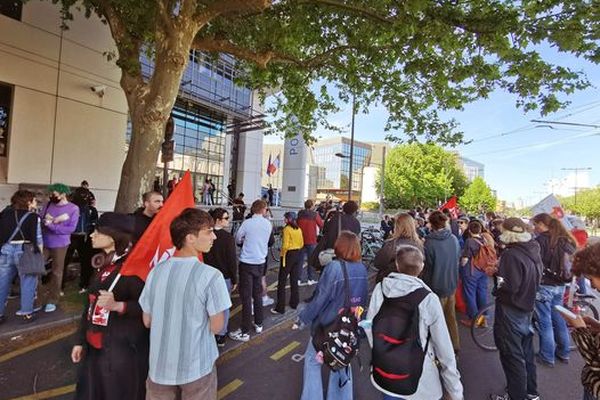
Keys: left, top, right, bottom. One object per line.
{"left": 308, "top": 212, "right": 361, "bottom": 270}
{"left": 131, "top": 208, "right": 153, "bottom": 244}
{"left": 0, "top": 207, "right": 40, "bottom": 247}
{"left": 496, "top": 240, "right": 543, "bottom": 312}
{"left": 203, "top": 228, "right": 238, "bottom": 284}
{"left": 374, "top": 237, "right": 423, "bottom": 283}
{"left": 422, "top": 229, "right": 461, "bottom": 298}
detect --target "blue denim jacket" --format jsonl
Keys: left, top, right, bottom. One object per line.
{"left": 299, "top": 259, "right": 368, "bottom": 335}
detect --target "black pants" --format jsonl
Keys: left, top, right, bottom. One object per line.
{"left": 239, "top": 262, "right": 264, "bottom": 334}
{"left": 275, "top": 249, "right": 301, "bottom": 313}
{"left": 494, "top": 302, "right": 538, "bottom": 400}
{"left": 64, "top": 234, "right": 95, "bottom": 289}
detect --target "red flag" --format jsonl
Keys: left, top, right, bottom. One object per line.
{"left": 439, "top": 196, "right": 459, "bottom": 218}
{"left": 120, "top": 171, "right": 196, "bottom": 281}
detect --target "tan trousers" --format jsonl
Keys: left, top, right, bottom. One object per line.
{"left": 146, "top": 368, "right": 217, "bottom": 400}
{"left": 40, "top": 246, "right": 68, "bottom": 305}
{"left": 440, "top": 293, "right": 460, "bottom": 351}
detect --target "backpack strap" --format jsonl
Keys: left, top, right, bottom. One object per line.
{"left": 340, "top": 260, "right": 351, "bottom": 310}
{"left": 7, "top": 211, "right": 32, "bottom": 244}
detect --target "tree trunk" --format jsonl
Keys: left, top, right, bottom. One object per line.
{"left": 113, "top": 29, "right": 197, "bottom": 213}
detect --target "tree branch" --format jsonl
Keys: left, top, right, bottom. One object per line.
{"left": 156, "top": 0, "right": 174, "bottom": 31}
{"left": 195, "top": 0, "right": 272, "bottom": 25}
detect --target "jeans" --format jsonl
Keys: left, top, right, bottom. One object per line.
{"left": 494, "top": 302, "right": 537, "bottom": 400}
{"left": 219, "top": 279, "right": 233, "bottom": 336}
{"left": 460, "top": 265, "right": 488, "bottom": 319}
{"left": 300, "top": 339, "right": 353, "bottom": 400}
{"left": 275, "top": 249, "right": 301, "bottom": 313}
{"left": 535, "top": 284, "right": 571, "bottom": 363}
{"left": 299, "top": 244, "right": 318, "bottom": 282}
{"left": 239, "top": 262, "right": 263, "bottom": 333}
{"left": 0, "top": 243, "right": 38, "bottom": 315}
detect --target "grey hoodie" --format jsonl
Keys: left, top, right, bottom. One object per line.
{"left": 422, "top": 229, "right": 461, "bottom": 298}
{"left": 366, "top": 273, "right": 464, "bottom": 400}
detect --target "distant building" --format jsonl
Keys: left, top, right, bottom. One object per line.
{"left": 312, "top": 136, "right": 372, "bottom": 202}
{"left": 459, "top": 157, "right": 485, "bottom": 182}
{"left": 361, "top": 142, "right": 392, "bottom": 204}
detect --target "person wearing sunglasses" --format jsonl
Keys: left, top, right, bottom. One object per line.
{"left": 204, "top": 208, "right": 237, "bottom": 347}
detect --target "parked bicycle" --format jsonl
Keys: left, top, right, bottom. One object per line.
{"left": 471, "top": 286, "right": 598, "bottom": 351}
{"left": 361, "top": 227, "right": 384, "bottom": 267}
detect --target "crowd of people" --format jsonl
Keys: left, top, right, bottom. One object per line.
{"left": 1, "top": 185, "right": 600, "bottom": 400}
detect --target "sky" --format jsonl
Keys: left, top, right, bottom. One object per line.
{"left": 264, "top": 48, "right": 600, "bottom": 207}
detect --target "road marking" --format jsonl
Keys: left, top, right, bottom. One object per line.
{"left": 217, "top": 379, "right": 243, "bottom": 399}
{"left": 291, "top": 353, "right": 305, "bottom": 363}
{"left": 0, "top": 328, "right": 76, "bottom": 364}
{"left": 270, "top": 340, "right": 301, "bottom": 361}
{"left": 229, "top": 304, "right": 242, "bottom": 318}
{"left": 8, "top": 384, "right": 76, "bottom": 400}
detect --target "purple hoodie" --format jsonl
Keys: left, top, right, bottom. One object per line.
{"left": 42, "top": 202, "right": 79, "bottom": 248}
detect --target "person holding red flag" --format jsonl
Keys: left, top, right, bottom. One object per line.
{"left": 71, "top": 212, "right": 148, "bottom": 400}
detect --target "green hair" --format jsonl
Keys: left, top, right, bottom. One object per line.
{"left": 48, "top": 183, "right": 71, "bottom": 195}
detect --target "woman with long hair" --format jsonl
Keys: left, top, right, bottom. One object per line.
{"left": 532, "top": 212, "right": 577, "bottom": 366}
{"left": 296, "top": 231, "right": 368, "bottom": 400}
{"left": 71, "top": 213, "right": 148, "bottom": 400}
{"left": 0, "top": 190, "right": 42, "bottom": 323}
{"left": 374, "top": 212, "right": 423, "bottom": 283}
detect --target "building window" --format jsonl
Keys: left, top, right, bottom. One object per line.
{"left": 0, "top": 83, "right": 13, "bottom": 157}
{"left": 0, "top": 0, "right": 22, "bottom": 21}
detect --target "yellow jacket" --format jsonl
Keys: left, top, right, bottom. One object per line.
{"left": 281, "top": 225, "right": 304, "bottom": 267}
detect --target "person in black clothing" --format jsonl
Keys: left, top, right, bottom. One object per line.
{"left": 380, "top": 215, "right": 392, "bottom": 240}
{"left": 227, "top": 181, "right": 235, "bottom": 205}
{"left": 490, "top": 218, "right": 542, "bottom": 400}
{"left": 267, "top": 184, "right": 275, "bottom": 206}
{"left": 0, "top": 190, "right": 43, "bottom": 323}
{"left": 232, "top": 193, "right": 246, "bottom": 222}
{"left": 71, "top": 212, "right": 148, "bottom": 400}
{"left": 131, "top": 191, "right": 163, "bottom": 244}
{"left": 204, "top": 208, "right": 237, "bottom": 347}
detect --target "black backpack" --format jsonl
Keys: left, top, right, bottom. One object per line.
{"left": 312, "top": 261, "right": 360, "bottom": 373}
{"left": 371, "top": 286, "right": 431, "bottom": 396}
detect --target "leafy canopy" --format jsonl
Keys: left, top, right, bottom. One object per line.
{"left": 50, "top": 0, "right": 597, "bottom": 146}
{"left": 381, "top": 143, "right": 468, "bottom": 209}
{"left": 459, "top": 176, "right": 497, "bottom": 213}
{"left": 560, "top": 187, "right": 600, "bottom": 222}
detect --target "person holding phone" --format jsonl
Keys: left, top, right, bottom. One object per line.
{"left": 560, "top": 242, "right": 600, "bottom": 400}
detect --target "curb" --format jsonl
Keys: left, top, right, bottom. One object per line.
{"left": 0, "top": 314, "right": 81, "bottom": 342}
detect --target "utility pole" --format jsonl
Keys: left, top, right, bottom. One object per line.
{"left": 379, "top": 146, "right": 386, "bottom": 219}
{"left": 348, "top": 94, "right": 356, "bottom": 202}
{"left": 561, "top": 167, "right": 592, "bottom": 205}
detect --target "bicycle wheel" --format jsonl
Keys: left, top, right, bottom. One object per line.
{"left": 576, "top": 301, "right": 599, "bottom": 320}
{"left": 471, "top": 303, "right": 497, "bottom": 351}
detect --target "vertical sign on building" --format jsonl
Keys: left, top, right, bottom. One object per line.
{"left": 281, "top": 132, "right": 308, "bottom": 208}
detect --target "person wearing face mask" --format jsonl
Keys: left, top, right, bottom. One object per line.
{"left": 71, "top": 212, "right": 148, "bottom": 400}
{"left": 40, "top": 183, "right": 79, "bottom": 313}
{"left": 0, "top": 190, "right": 43, "bottom": 323}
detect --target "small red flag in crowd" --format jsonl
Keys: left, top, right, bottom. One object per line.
{"left": 120, "top": 171, "right": 196, "bottom": 281}
{"left": 439, "top": 196, "right": 459, "bottom": 219}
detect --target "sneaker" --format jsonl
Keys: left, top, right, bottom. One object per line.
{"left": 254, "top": 324, "right": 263, "bottom": 334}
{"left": 44, "top": 304, "right": 57, "bottom": 313}
{"left": 262, "top": 296, "right": 275, "bottom": 307}
{"left": 21, "top": 313, "right": 34, "bottom": 323}
{"left": 556, "top": 355, "right": 569, "bottom": 364}
{"left": 270, "top": 308, "right": 284, "bottom": 315}
{"left": 215, "top": 335, "right": 227, "bottom": 347}
{"left": 476, "top": 315, "right": 488, "bottom": 328}
{"left": 60, "top": 291, "right": 64, "bottom": 297}
{"left": 536, "top": 355, "right": 555, "bottom": 368}
{"left": 298, "top": 280, "right": 309, "bottom": 287}
{"left": 228, "top": 329, "right": 250, "bottom": 342}
{"left": 490, "top": 394, "right": 509, "bottom": 400}
{"left": 15, "top": 306, "right": 42, "bottom": 316}
{"left": 78, "top": 288, "right": 87, "bottom": 294}
{"left": 307, "top": 279, "right": 318, "bottom": 286}
{"left": 527, "top": 395, "right": 540, "bottom": 400}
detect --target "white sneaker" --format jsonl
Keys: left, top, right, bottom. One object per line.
{"left": 44, "top": 304, "right": 57, "bottom": 313}
{"left": 78, "top": 288, "right": 87, "bottom": 294}
{"left": 298, "top": 280, "right": 309, "bottom": 287}
{"left": 262, "top": 296, "right": 274, "bottom": 306}
{"left": 254, "top": 324, "right": 263, "bottom": 334}
{"left": 307, "top": 280, "right": 318, "bottom": 286}
{"left": 228, "top": 329, "right": 250, "bottom": 342}
{"left": 16, "top": 306, "right": 42, "bottom": 316}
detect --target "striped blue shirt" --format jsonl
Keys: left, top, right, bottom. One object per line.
{"left": 139, "top": 257, "right": 231, "bottom": 385}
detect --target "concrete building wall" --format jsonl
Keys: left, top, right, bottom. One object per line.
{"left": 0, "top": 1, "right": 127, "bottom": 211}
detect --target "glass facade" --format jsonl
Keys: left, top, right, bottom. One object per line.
{"left": 0, "top": 0, "right": 22, "bottom": 21}
{"left": 0, "top": 83, "right": 12, "bottom": 157}
{"left": 313, "top": 138, "right": 372, "bottom": 196}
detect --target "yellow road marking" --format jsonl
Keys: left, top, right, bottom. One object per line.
{"left": 229, "top": 304, "right": 243, "bottom": 318}
{"left": 217, "top": 379, "right": 244, "bottom": 399}
{"left": 0, "top": 328, "right": 77, "bottom": 364}
{"left": 267, "top": 281, "right": 278, "bottom": 291}
{"left": 270, "top": 340, "right": 301, "bottom": 361}
{"left": 8, "top": 384, "right": 76, "bottom": 400}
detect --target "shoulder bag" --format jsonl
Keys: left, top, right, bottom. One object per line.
{"left": 12, "top": 212, "right": 46, "bottom": 276}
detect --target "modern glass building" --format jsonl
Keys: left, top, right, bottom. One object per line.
{"left": 312, "top": 137, "right": 372, "bottom": 201}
